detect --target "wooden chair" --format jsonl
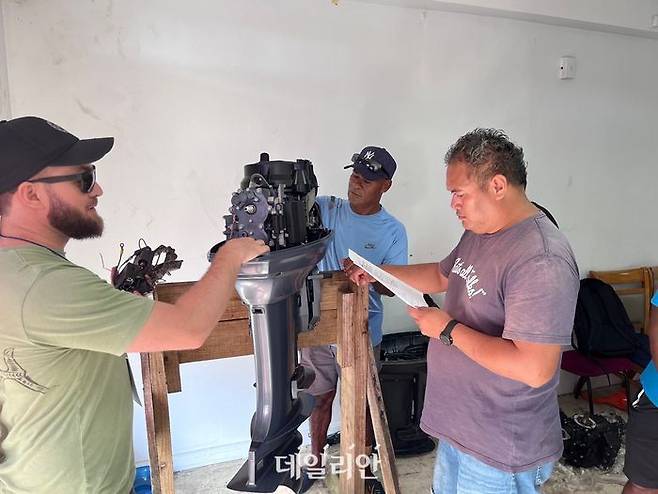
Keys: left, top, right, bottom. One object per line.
{"left": 590, "top": 268, "right": 653, "bottom": 334}
{"left": 561, "top": 267, "right": 652, "bottom": 415}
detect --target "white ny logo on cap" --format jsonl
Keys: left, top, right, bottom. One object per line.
{"left": 45, "top": 120, "right": 67, "bottom": 133}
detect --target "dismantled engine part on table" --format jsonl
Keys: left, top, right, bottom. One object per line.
{"left": 113, "top": 240, "right": 183, "bottom": 295}
{"left": 210, "top": 153, "right": 332, "bottom": 493}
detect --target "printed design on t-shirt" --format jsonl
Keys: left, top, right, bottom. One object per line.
{"left": 364, "top": 243, "right": 376, "bottom": 249}
{"left": 451, "top": 257, "right": 487, "bottom": 300}
{"left": 0, "top": 348, "right": 49, "bottom": 394}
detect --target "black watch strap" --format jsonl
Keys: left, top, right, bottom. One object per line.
{"left": 440, "top": 319, "right": 459, "bottom": 346}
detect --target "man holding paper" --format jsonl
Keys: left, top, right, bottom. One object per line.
{"left": 299, "top": 146, "right": 407, "bottom": 489}
{"left": 345, "top": 129, "right": 579, "bottom": 494}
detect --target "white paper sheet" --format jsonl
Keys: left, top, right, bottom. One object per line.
{"left": 348, "top": 249, "right": 428, "bottom": 308}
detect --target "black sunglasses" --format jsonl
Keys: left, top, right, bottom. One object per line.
{"left": 347, "top": 153, "right": 391, "bottom": 179}
{"left": 28, "top": 165, "right": 97, "bottom": 193}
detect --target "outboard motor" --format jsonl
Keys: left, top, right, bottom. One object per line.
{"left": 209, "top": 153, "right": 332, "bottom": 492}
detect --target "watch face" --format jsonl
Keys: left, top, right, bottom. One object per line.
{"left": 440, "top": 333, "right": 452, "bottom": 346}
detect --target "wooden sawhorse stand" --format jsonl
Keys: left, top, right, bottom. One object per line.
{"left": 141, "top": 272, "right": 401, "bottom": 494}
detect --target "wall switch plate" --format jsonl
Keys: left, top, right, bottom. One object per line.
{"left": 559, "top": 56, "right": 576, "bottom": 79}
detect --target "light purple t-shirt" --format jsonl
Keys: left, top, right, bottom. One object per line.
{"left": 420, "top": 212, "right": 579, "bottom": 472}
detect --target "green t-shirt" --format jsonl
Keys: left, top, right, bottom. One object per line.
{"left": 0, "top": 246, "right": 155, "bottom": 494}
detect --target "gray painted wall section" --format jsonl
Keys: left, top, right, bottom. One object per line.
{"left": 0, "top": 2, "right": 10, "bottom": 119}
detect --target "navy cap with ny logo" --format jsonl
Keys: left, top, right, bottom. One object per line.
{"left": 344, "top": 146, "right": 397, "bottom": 182}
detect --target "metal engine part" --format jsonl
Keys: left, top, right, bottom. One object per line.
{"left": 210, "top": 153, "right": 332, "bottom": 493}
{"left": 224, "top": 153, "right": 325, "bottom": 250}
{"left": 113, "top": 243, "right": 182, "bottom": 295}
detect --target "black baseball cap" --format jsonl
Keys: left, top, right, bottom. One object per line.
{"left": 0, "top": 116, "right": 114, "bottom": 194}
{"left": 344, "top": 146, "right": 397, "bottom": 181}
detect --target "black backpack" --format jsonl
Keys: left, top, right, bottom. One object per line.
{"left": 572, "top": 278, "right": 638, "bottom": 357}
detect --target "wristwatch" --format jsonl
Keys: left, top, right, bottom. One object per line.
{"left": 440, "top": 319, "right": 459, "bottom": 346}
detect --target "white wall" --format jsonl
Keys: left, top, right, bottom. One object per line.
{"left": 0, "top": 3, "right": 9, "bottom": 119}
{"left": 359, "top": 0, "right": 658, "bottom": 36}
{"left": 2, "top": 0, "right": 658, "bottom": 470}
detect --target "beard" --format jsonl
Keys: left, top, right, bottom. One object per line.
{"left": 46, "top": 190, "right": 104, "bottom": 239}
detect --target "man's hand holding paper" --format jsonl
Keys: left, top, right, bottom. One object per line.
{"left": 408, "top": 305, "right": 453, "bottom": 339}
{"left": 346, "top": 250, "right": 428, "bottom": 307}
{"left": 344, "top": 250, "right": 459, "bottom": 339}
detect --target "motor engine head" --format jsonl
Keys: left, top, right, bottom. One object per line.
{"left": 214, "top": 153, "right": 334, "bottom": 492}
{"left": 224, "top": 152, "right": 326, "bottom": 250}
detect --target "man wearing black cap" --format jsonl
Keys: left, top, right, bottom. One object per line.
{"left": 299, "top": 146, "right": 407, "bottom": 491}
{"left": 0, "top": 116, "right": 268, "bottom": 493}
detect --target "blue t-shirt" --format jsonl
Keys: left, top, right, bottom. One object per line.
{"left": 316, "top": 196, "right": 408, "bottom": 346}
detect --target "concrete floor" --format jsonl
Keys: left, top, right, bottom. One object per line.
{"left": 174, "top": 443, "right": 437, "bottom": 494}
{"left": 174, "top": 392, "right": 630, "bottom": 494}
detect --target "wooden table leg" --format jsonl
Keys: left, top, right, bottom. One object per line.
{"left": 366, "top": 343, "right": 401, "bottom": 494}
{"left": 141, "top": 352, "right": 176, "bottom": 494}
{"left": 337, "top": 286, "right": 368, "bottom": 494}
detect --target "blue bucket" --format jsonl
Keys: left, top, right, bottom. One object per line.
{"left": 133, "top": 465, "right": 152, "bottom": 494}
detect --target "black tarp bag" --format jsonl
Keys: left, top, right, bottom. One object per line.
{"left": 560, "top": 410, "right": 624, "bottom": 469}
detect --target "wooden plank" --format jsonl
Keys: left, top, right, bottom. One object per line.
{"left": 298, "top": 315, "right": 339, "bottom": 348}
{"left": 177, "top": 318, "right": 253, "bottom": 363}
{"left": 590, "top": 268, "right": 644, "bottom": 285}
{"left": 615, "top": 288, "right": 643, "bottom": 296}
{"left": 643, "top": 267, "right": 653, "bottom": 333}
{"left": 316, "top": 273, "right": 350, "bottom": 312}
{"left": 336, "top": 295, "right": 352, "bottom": 369}
{"left": 141, "top": 352, "right": 175, "bottom": 494}
{"left": 338, "top": 285, "right": 368, "bottom": 494}
{"left": 154, "top": 281, "right": 249, "bottom": 320}
{"left": 163, "top": 351, "right": 182, "bottom": 393}
{"left": 176, "top": 308, "right": 339, "bottom": 364}
{"left": 366, "top": 343, "right": 401, "bottom": 494}
{"left": 153, "top": 274, "right": 349, "bottom": 320}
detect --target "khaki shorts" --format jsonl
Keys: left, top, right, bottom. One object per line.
{"left": 299, "top": 344, "right": 381, "bottom": 396}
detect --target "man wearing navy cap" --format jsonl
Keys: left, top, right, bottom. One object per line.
{"left": 300, "top": 146, "right": 408, "bottom": 491}
{"left": 0, "top": 116, "right": 268, "bottom": 493}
